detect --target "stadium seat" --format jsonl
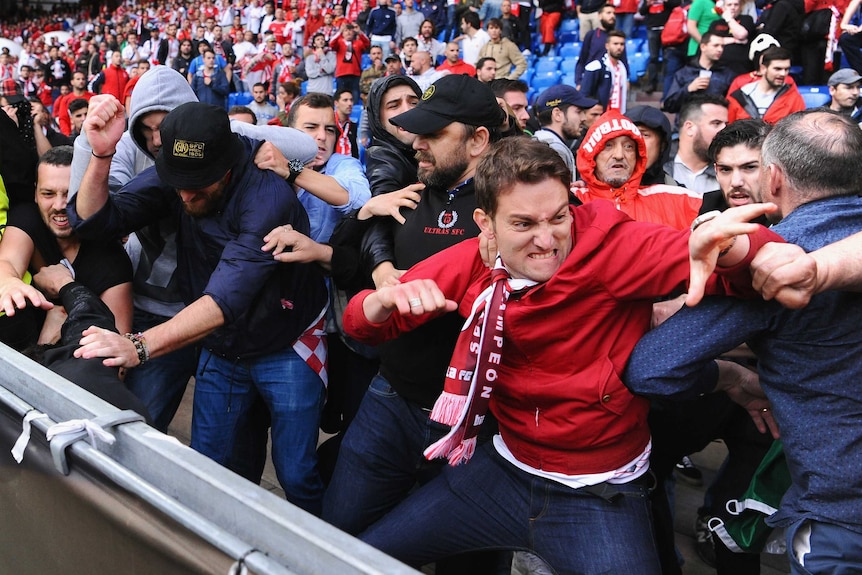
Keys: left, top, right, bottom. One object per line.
{"left": 228, "top": 92, "right": 253, "bottom": 108}
{"left": 559, "top": 31, "right": 579, "bottom": 44}
{"left": 559, "top": 43, "right": 582, "bottom": 59}
{"left": 534, "top": 57, "right": 562, "bottom": 74}
{"left": 628, "top": 52, "right": 649, "bottom": 83}
{"left": 798, "top": 86, "right": 831, "bottom": 109}
{"left": 626, "top": 38, "right": 645, "bottom": 54}
{"left": 531, "top": 71, "right": 562, "bottom": 90}
{"left": 560, "top": 18, "right": 579, "bottom": 33}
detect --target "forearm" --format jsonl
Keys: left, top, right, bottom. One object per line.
{"left": 811, "top": 232, "right": 862, "bottom": 293}
{"left": 294, "top": 169, "right": 351, "bottom": 206}
{"left": 75, "top": 149, "right": 113, "bottom": 220}
{"left": 142, "top": 295, "right": 224, "bottom": 359}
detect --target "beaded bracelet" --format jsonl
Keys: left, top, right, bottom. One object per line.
{"left": 123, "top": 332, "right": 150, "bottom": 366}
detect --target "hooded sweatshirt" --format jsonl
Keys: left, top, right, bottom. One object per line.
{"left": 69, "top": 66, "right": 317, "bottom": 317}
{"left": 362, "top": 75, "right": 423, "bottom": 271}
{"left": 574, "top": 109, "right": 701, "bottom": 231}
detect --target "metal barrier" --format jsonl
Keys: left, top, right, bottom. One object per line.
{"left": 0, "top": 343, "right": 417, "bottom": 575}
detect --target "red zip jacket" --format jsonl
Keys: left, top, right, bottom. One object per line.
{"left": 329, "top": 32, "right": 370, "bottom": 78}
{"left": 344, "top": 201, "right": 781, "bottom": 475}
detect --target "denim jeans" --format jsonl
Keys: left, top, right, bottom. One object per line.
{"left": 662, "top": 45, "right": 688, "bottom": 99}
{"left": 616, "top": 13, "right": 635, "bottom": 38}
{"left": 322, "top": 374, "right": 450, "bottom": 534}
{"left": 839, "top": 33, "right": 862, "bottom": 76}
{"left": 360, "top": 442, "right": 662, "bottom": 574}
{"left": 192, "top": 346, "right": 325, "bottom": 515}
{"left": 786, "top": 519, "right": 862, "bottom": 575}
{"left": 125, "top": 309, "right": 199, "bottom": 432}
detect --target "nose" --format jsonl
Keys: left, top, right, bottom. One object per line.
{"left": 54, "top": 193, "right": 68, "bottom": 212}
{"left": 178, "top": 190, "right": 196, "bottom": 203}
{"left": 413, "top": 135, "right": 428, "bottom": 151}
{"left": 152, "top": 128, "right": 162, "bottom": 150}
{"left": 730, "top": 168, "right": 745, "bottom": 189}
{"left": 533, "top": 223, "right": 554, "bottom": 250}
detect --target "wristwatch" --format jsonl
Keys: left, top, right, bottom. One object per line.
{"left": 286, "top": 158, "right": 305, "bottom": 185}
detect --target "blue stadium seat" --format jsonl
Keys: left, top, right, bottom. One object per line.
{"left": 626, "top": 38, "right": 645, "bottom": 54}
{"left": 560, "top": 18, "right": 579, "bottom": 33}
{"left": 628, "top": 52, "right": 649, "bottom": 83}
{"left": 559, "top": 31, "right": 579, "bottom": 44}
{"left": 559, "top": 43, "right": 582, "bottom": 59}
{"left": 228, "top": 92, "right": 253, "bottom": 108}
{"left": 534, "top": 57, "right": 562, "bottom": 74}
{"left": 361, "top": 54, "right": 371, "bottom": 69}
{"left": 798, "top": 86, "right": 831, "bottom": 109}
{"left": 531, "top": 71, "right": 562, "bottom": 90}
{"left": 561, "top": 57, "right": 579, "bottom": 74}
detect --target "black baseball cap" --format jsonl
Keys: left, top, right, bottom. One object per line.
{"left": 389, "top": 74, "right": 506, "bottom": 135}
{"left": 155, "top": 102, "right": 244, "bottom": 190}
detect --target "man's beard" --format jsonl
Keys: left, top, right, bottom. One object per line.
{"left": 417, "top": 154, "right": 469, "bottom": 190}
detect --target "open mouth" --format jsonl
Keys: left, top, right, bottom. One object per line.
{"left": 529, "top": 250, "right": 557, "bottom": 260}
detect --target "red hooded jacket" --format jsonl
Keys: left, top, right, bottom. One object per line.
{"left": 574, "top": 110, "right": 701, "bottom": 231}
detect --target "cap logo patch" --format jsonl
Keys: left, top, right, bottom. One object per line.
{"left": 422, "top": 85, "right": 435, "bottom": 100}
{"left": 544, "top": 98, "right": 562, "bottom": 108}
{"left": 173, "top": 139, "right": 205, "bottom": 159}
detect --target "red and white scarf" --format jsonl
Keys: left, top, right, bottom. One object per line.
{"left": 424, "top": 257, "right": 535, "bottom": 466}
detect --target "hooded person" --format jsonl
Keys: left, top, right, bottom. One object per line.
{"left": 66, "top": 66, "right": 317, "bottom": 433}
{"left": 625, "top": 105, "right": 676, "bottom": 187}
{"left": 364, "top": 74, "right": 422, "bottom": 197}
{"left": 574, "top": 109, "right": 701, "bottom": 232}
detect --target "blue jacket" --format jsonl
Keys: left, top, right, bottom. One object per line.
{"left": 661, "top": 60, "right": 734, "bottom": 113}
{"left": 192, "top": 67, "right": 230, "bottom": 109}
{"left": 580, "top": 53, "right": 627, "bottom": 110}
{"left": 574, "top": 28, "right": 628, "bottom": 86}
{"left": 366, "top": 6, "right": 397, "bottom": 36}
{"left": 69, "top": 136, "right": 327, "bottom": 359}
{"left": 625, "top": 195, "right": 862, "bottom": 535}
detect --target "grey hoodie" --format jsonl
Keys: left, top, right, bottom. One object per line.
{"left": 69, "top": 66, "right": 317, "bottom": 316}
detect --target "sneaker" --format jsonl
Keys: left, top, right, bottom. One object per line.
{"left": 675, "top": 455, "right": 704, "bottom": 486}
{"left": 695, "top": 513, "right": 717, "bottom": 567}
{"left": 522, "top": 48, "right": 532, "bottom": 57}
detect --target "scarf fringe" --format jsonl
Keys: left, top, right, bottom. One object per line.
{"left": 446, "top": 437, "right": 477, "bottom": 466}
{"left": 424, "top": 427, "right": 465, "bottom": 461}
{"left": 428, "top": 391, "right": 468, "bottom": 426}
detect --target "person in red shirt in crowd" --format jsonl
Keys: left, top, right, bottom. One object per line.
{"left": 267, "top": 8, "right": 292, "bottom": 45}
{"left": 305, "top": 4, "right": 325, "bottom": 44}
{"left": 52, "top": 71, "right": 95, "bottom": 136}
{"left": 330, "top": 22, "right": 370, "bottom": 104}
{"left": 437, "top": 41, "right": 477, "bottom": 76}
{"left": 96, "top": 51, "right": 130, "bottom": 101}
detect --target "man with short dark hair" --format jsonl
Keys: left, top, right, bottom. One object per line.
{"left": 662, "top": 32, "right": 735, "bottom": 113}
{"left": 475, "top": 56, "right": 498, "bottom": 83}
{"left": 68, "top": 98, "right": 89, "bottom": 139}
{"left": 53, "top": 71, "right": 95, "bottom": 137}
{"left": 533, "top": 84, "right": 598, "bottom": 177}
{"left": 248, "top": 81, "right": 278, "bottom": 124}
{"left": 727, "top": 47, "right": 804, "bottom": 123}
{"left": 575, "top": 3, "right": 619, "bottom": 87}
{"left": 490, "top": 78, "right": 530, "bottom": 131}
{"left": 227, "top": 104, "right": 257, "bottom": 124}
{"left": 333, "top": 88, "right": 359, "bottom": 158}
{"left": 581, "top": 29, "right": 629, "bottom": 113}
{"left": 437, "top": 41, "right": 476, "bottom": 76}
{"left": 671, "top": 94, "right": 729, "bottom": 195}
{"left": 347, "top": 135, "right": 780, "bottom": 573}
{"left": 826, "top": 68, "right": 862, "bottom": 122}
{"left": 459, "top": 11, "right": 491, "bottom": 66}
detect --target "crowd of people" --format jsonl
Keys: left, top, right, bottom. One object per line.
{"left": 1, "top": 1, "right": 862, "bottom": 575}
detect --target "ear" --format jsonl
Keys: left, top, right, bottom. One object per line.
{"left": 765, "top": 162, "right": 784, "bottom": 196}
{"left": 468, "top": 125, "right": 491, "bottom": 159}
{"left": 473, "top": 207, "right": 494, "bottom": 238}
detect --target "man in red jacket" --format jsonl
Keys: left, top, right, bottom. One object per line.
{"left": 345, "top": 137, "right": 781, "bottom": 574}
{"left": 727, "top": 47, "right": 805, "bottom": 124}
{"left": 97, "top": 51, "right": 129, "bottom": 101}
{"left": 329, "top": 22, "right": 370, "bottom": 105}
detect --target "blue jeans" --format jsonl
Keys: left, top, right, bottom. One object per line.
{"left": 786, "top": 519, "right": 862, "bottom": 575}
{"left": 662, "top": 45, "right": 688, "bottom": 99}
{"left": 616, "top": 13, "right": 635, "bottom": 38}
{"left": 322, "top": 374, "right": 450, "bottom": 534}
{"left": 125, "top": 309, "right": 199, "bottom": 432}
{"left": 191, "top": 347, "right": 325, "bottom": 515}
{"left": 336, "top": 74, "right": 360, "bottom": 106}
{"left": 445, "top": 4, "right": 459, "bottom": 42}
{"left": 360, "top": 442, "right": 662, "bottom": 573}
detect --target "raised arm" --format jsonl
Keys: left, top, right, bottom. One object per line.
{"left": 74, "top": 95, "right": 127, "bottom": 220}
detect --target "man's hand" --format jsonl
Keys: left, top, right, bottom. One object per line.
{"left": 33, "top": 263, "right": 75, "bottom": 300}
{"left": 0, "top": 277, "right": 53, "bottom": 316}
{"left": 83, "top": 95, "right": 126, "bottom": 157}
{"left": 651, "top": 294, "right": 686, "bottom": 328}
{"left": 372, "top": 261, "right": 405, "bottom": 288}
{"left": 262, "top": 224, "right": 333, "bottom": 266}
{"left": 688, "top": 76, "right": 710, "bottom": 92}
{"left": 715, "top": 360, "right": 780, "bottom": 439}
{"left": 687, "top": 202, "right": 778, "bottom": 307}
{"left": 254, "top": 141, "right": 291, "bottom": 179}
{"left": 358, "top": 183, "right": 423, "bottom": 223}
{"left": 751, "top": 242, "right": 818, "bottom": 309}
{"left": 74, "top": 326, "right": 139, "bottom": 368}
{"left": 364, "top": 278, "right": 457, "bottom": 323}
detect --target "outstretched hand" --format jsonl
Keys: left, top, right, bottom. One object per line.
{"left": 262, "top": 224, "right": 332, "bottom": 265}
{"left": 74, "top": 325, "right": 139, "bottom": 368}
{"left": 687, "top": 203, "right": 778, "bottom": 307}
{"left": 358, "top": 183, "right": 424, "bottom": 224}
{"left": 364, "top": 279, "right": 457, "bottom": 324}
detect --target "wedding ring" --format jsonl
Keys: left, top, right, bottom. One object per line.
{"left": 761, "top": 408, "right": 769, "bottom": 413}
{"left": 409, "top": 298, "right": 422, "bottom": 308}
